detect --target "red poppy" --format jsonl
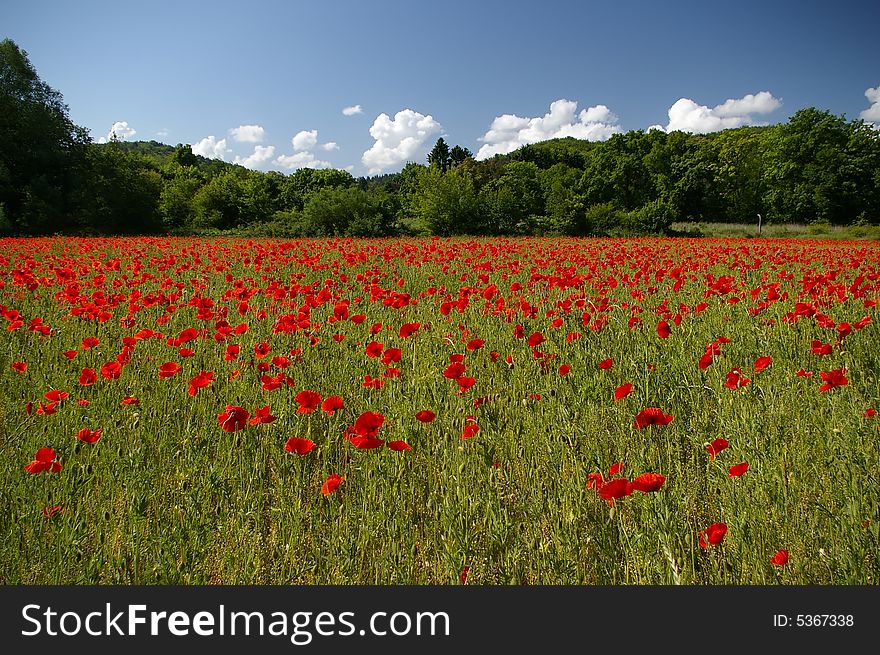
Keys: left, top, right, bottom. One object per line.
{"left": 11, "top": 361, "right": 27, "bottom": 374}
{"left": 443, "top": 362, "right": 466, "bottom": 379}
{"left": 754, "top": 356, "right": 772, "bottom": 372}
{"left": 770, "top": 549, "right": 789, "bottom": 566}
{"left": 586, "top": 472, "right": 604, "bottom": 489}
{"left": 631, "top": 472, "right": 666, "bottom": 493}
{"left": 466, "top": 339, "right": 485, "bottom": 351}
{"left": 321, "top": 473, "right": 344, "bottom": 495}
{"left": 381, "top": 348, "right": 402, "bottom": 364}
{"left": 415, "top": 410, "right": 436, "bottom": 423}
{"left": 459, "top": 566, "right": 470, "bottom": 585}
{"left": 527, "top": 331, "right": 545, "bottom": 348}
{"left": 818, "top": 368, "right": 848, "bottom": 392}
{"left": 63, "top": 350, "right": 77, "bottom": 360}
{"left": 723, "top": 368, "right": 749, "bottom": 389}
{"left": 100, "top": 361, "right": 122, "bottom": 380}
{"left": 634, "top": 408, "right": 673, "bottom": 429}
{"left": 811, "top": 340, "right": 832, "bottom": 356}
{"left": 864, "top": 408, "right": 876, "bottom": 418}
{"left": 698, "top": 352, "right": 714, "bottom": 370}
{"left": 254, "top": 342, "right": 271, "bottom": 358}
{"left": 187, "top": 371, "right": 214, "bottom": 396}
{"left": 656, "top": 320, "right": 671, "bottom": 338}
{"left": 728, "top": 462, "right": 750, "bottom": 477}
{"left": 399, "top": 322, "right": 421, "bottom": 338}
{"left": 598, "top": 358, "right": 613, "bottom": 370}
{"left": 796, "top": 369, "right": 814, "bottom": 378}
{"left": 558, "top": 364, "right": 571, "bottom": 376}
{"left": 608, "top": 462, "right": 625, "bottom": 477}
{"left": 461, "top": 424, "right": 480, "bottom": 440}
{"left": 295, "top": 390, "right": 322, "bottom": 413}
{"left": 121, "top": 396, "right": 139, "bottom": 405}
{"left": 224, "top": 344, "right": 240, "bottom": 361}
{"left": 699, "top": 522, "right": 728, "bottom": 548}
{"left": 284, "top": 437, "right": 316, "bottom": 455}
{"left": 362, "top": 375, "right": 385, "bottom": 389}
{"left": 705, "top": 438, "right": 729, "bottom": 459}
{"left": 44, "top": 390, "right": 69, "bottom": 402}
{"left": 615, "top": 383, "right": 633, "bottom": 401}
{"left": 597, "top": 478, "right": 633, "bottom": 505}
{"left": 387, "top": 440, "right": 412, "bottom": 451}
{"left": 158, "top": 361, "right": 181, "bottom": 378}
{"left": 42, "top": 505, "right": 64, "bottom": 519}
{"left": 354, "top": 411, "right": 385, "bottom": 437}
{"left": 76, "top": 428, "right": 102, "bottom": 443}
{"left": 24, "top": 447, "right": 62, "bottom": 474}
{"left": 217, "top": 405, "right": 250, "bottom": 432}
{"left": 81, "top": 336, "right": 100, "bottom": 349}
{"left": 75, "top": 367, "right": 97, "bottom": 386}
{"left": 249, "top": 405, "right": 277, "bottom": 425}
{"left": 365, "top": 341, "right": 384, "bottom": 358}
{"left": 456, "top": 377, "right": 476, "bottom": 393}
{"left": 321, "top": 395, "right": 344, "bottom": 415}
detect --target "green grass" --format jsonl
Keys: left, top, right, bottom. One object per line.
{"left": 672, "top": 221, "right": 880, "bottom": 240}
{"left": 0, "top": 236, "right": 878, "bottom": 584}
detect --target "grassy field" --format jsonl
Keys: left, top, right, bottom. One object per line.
{"left": 672, "top": 221, "right": 880, "bottom": 240}
{"left": 0, "top": 236, "right": 878, "bottom": 584}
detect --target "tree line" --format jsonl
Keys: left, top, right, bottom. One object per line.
{"left": 2, "top": 38, "right": 879, "bottom": 238}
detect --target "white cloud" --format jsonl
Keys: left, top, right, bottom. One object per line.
{"left": 274, "top": 151, "right": 332, "bottom": 170}
{"left": 475, "top": 99, "right": 621, "bottom": 160}
{"left": 234, "top": 145, "right": 276, "bottom": 170}
{"left": 192, "top": 135, "right": 232, "bottom": 160}
{"left": 860, "top": 85, "right": 880, "bottom": 127}
{"left": 664, "top": 91, "right": 781, "bottom": 134}
{"left": 342, "top": 104, "right": 363, "bottom": 116}
{"left": 229, "top": 124, "right": 266, "bottom": 143}
{"left": 361, "top": 109, "right": 443, "bottom": 174}
{"left": 321, "top": 142, "right": 340, "bottom": 151}
{"left": 156, "top": 128, "right": 169, "bottom": 139}
{"left": 97, "top": 120, "right": 137, "bottom": 143}
{"left": 292, "top": 129, "right": 318, "bottom": 151}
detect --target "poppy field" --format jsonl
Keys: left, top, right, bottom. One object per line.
{"left": 1, "top": 236, "right": 878, "bottom": 585}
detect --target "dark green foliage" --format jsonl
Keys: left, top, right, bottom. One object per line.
{"left": 300, "top": 186, "right": 399, "bottom": 237}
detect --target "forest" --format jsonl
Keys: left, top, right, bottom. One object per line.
{"left": 2, "top": 38, "right": 880, "bottom": 238}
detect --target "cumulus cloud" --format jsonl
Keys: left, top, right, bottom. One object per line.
{"left": 860, "top": 85, "right": 880, "bottom": 127}
{"left": 361, "top": 109, "right": 443, "bottom": 174}
{"left": 664, "top": 91, "right": 781, "bottom": 133}
{"left": 475, "top": 99, "right": 621, "bottom": 160}
{"left": 292, "top": 129, "right": 319, "bottom": 151}
{"left": 342, "top": 104, "right": 363, "bottom": 116}
{"left": 229, "top": 124, "right": 266, "bottom": 143}
{"left": 156, "top": 128, "right": 169, "bottom": 139}
{"left": 97, "top": 120, "right": 137, "bottom": 143}
{"left": 274, "top": 151, "right": 332, "bottom": 170}
{"left": 192, "top": 135, "right": 232, "bottom": 160}
{"left": 321, "top": 141, "right": 340, "bottom": 151}
{"left": 234, "top": 145, "right": 276, "bottom": 170}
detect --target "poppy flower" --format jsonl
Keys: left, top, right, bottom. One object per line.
{"left": 634, "top": 408, "right": 673, "bottom": 429}
{"left": 615, "top": 383, "right": 633, "bottom": 401}
{"left": 754, "top": 356, "right": 772, "bottom": 372}
{"left": 158, "top": 362, "right": 181, "bottom": 378}
{"left": 461, "top": 424, "right": 480, "bottom": 440}
{"left": 558, "top": 364, "right": 571, "bottom": 376}
{"left": 321, "top": 395, "right": 344, "bottom": 416}
{"left": 187, "top": 371, "right": 214, "bottom": 396}
{"left": 527, "top": 331, "right": 545, "bottom": 348}
{"left": 224, "top": 344, "right": 240, "bottom": 361}
{"left": 42, "top": 505, "right": 64, "bottom": 519}
{"left": 466, "top": 339, "right": 485, "bottom": 351}
{"left": 121, "top": 396, "right": 139, "bottom": 405}
{"left": 63, "top": 350, "right": 77, "bottom": 360}
{"left": 459, "top": 566, "right": 470, "bottom": 584}
{"left": 631, "top": 472, "right": 666, "bottom": 493}
{"left": 770, "top": 549, "right": 789, "bottom": 566}
{"left": 387, "top": 440, "right": 412, "bottom": 452}
{"left": 415, "top": 410, "right": 436, "bottom": 423}
{"left": 362, "top": 375, "right": 385, "bottom": 389}
{"left": 443, "top": 362, "right": 466, "bottom": 379}
{"left": 597, "top": 478, "right": 633, "bottom": 505}
{"left": 456, "top": 377, "right": 476, "bottom": 393}
{"left": 796, "top": 369, "right": 814, "bottom": 378}
{"left": 608, "top": 462, "right": 625, "bottom": 477}
{"left": 321, "top": 473, "right": 344, "bottom": 496}
{"left": 656, "top": 321, "right": 671, "bottom": 338}
{"left": 365, "top": 341, "right": 384, "bottom": 358}
{"left": 217, "top": 405, "right": 250, "bottom": 432}
{"left": 249, "top": 405, "right": 277, "bottom": 425}
{"left": 811, "top": 340, "right": 832, "bottom": 356}
{"left": 100, "top": 361, "right": 122, "bottom": 380}
{"left": 864, "top": 408, "right": 876, "bottom": 418}
{"left": 728, "top": 462, "right": 750, "bottom": 477}
{"left": 24, "top": 447, "right": 62, "bottom": 474}
{"left": 11, "top": 361, "right": 27, "bottom": 374}
{"left": 295, "top": 390, "right": 322, "bottom": 413}
{"left": 284, "top": 437, "right": 316, "bottom": 455}
{"left": 354, "top": 411, "right": 385, "bottom": 438}
{"left": 586, "top": 472, "right": 604, "bottom": 489}
{"left": 381, "top": 348, "right": 402, "bottom": 365}
{"left": 705, "top": 438, "right": 729, "bottom": 459}
{"left": 698, "top": 352, "right": 714, "bottom": 370}
{"left": 398, "top": 322, "right": 420, "bottom": 338}
{"left": 254, "top": 342, "right": 271, "bottom": 358}
{"left": 44, "top": 390, "right": 69, "bottom": 402}
{"left": 81, "top": 336, "right": 100, "bottom": 349}
{"left": 818, "top": 368, "right": 848, "bottom": 392}
{"left": 76, "top": 428, "right": 102, "bottom": 443}
{"left": 598, "top": 358, "right": 613, "bottom": 370}
{"left": 723, "top": 368, "right": 749, "bottom": 389}
{"left": 699, "top": 522, "right": 728, "bottom": 548}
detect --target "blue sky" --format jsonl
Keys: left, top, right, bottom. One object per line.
{"left": 4, "top": 0, "right": 879, "bottom": 176}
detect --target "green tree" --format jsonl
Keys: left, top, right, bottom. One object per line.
{"left": 300, "top": 186, "right": 398, "bottom": 236}
{"left": 410, "top": 166, "right": 480, "bottom": 235}
{"left": 427, "top": 137, "right": 451, "bottom": 172}
{"left": 0, "top": 38, "right": 90, "bottom": 233}
{"left": 480, "top": 161, "right": 544, "bottom": 234}
{"left": 449, "top": 145, "right": 473, "bottom": 168}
